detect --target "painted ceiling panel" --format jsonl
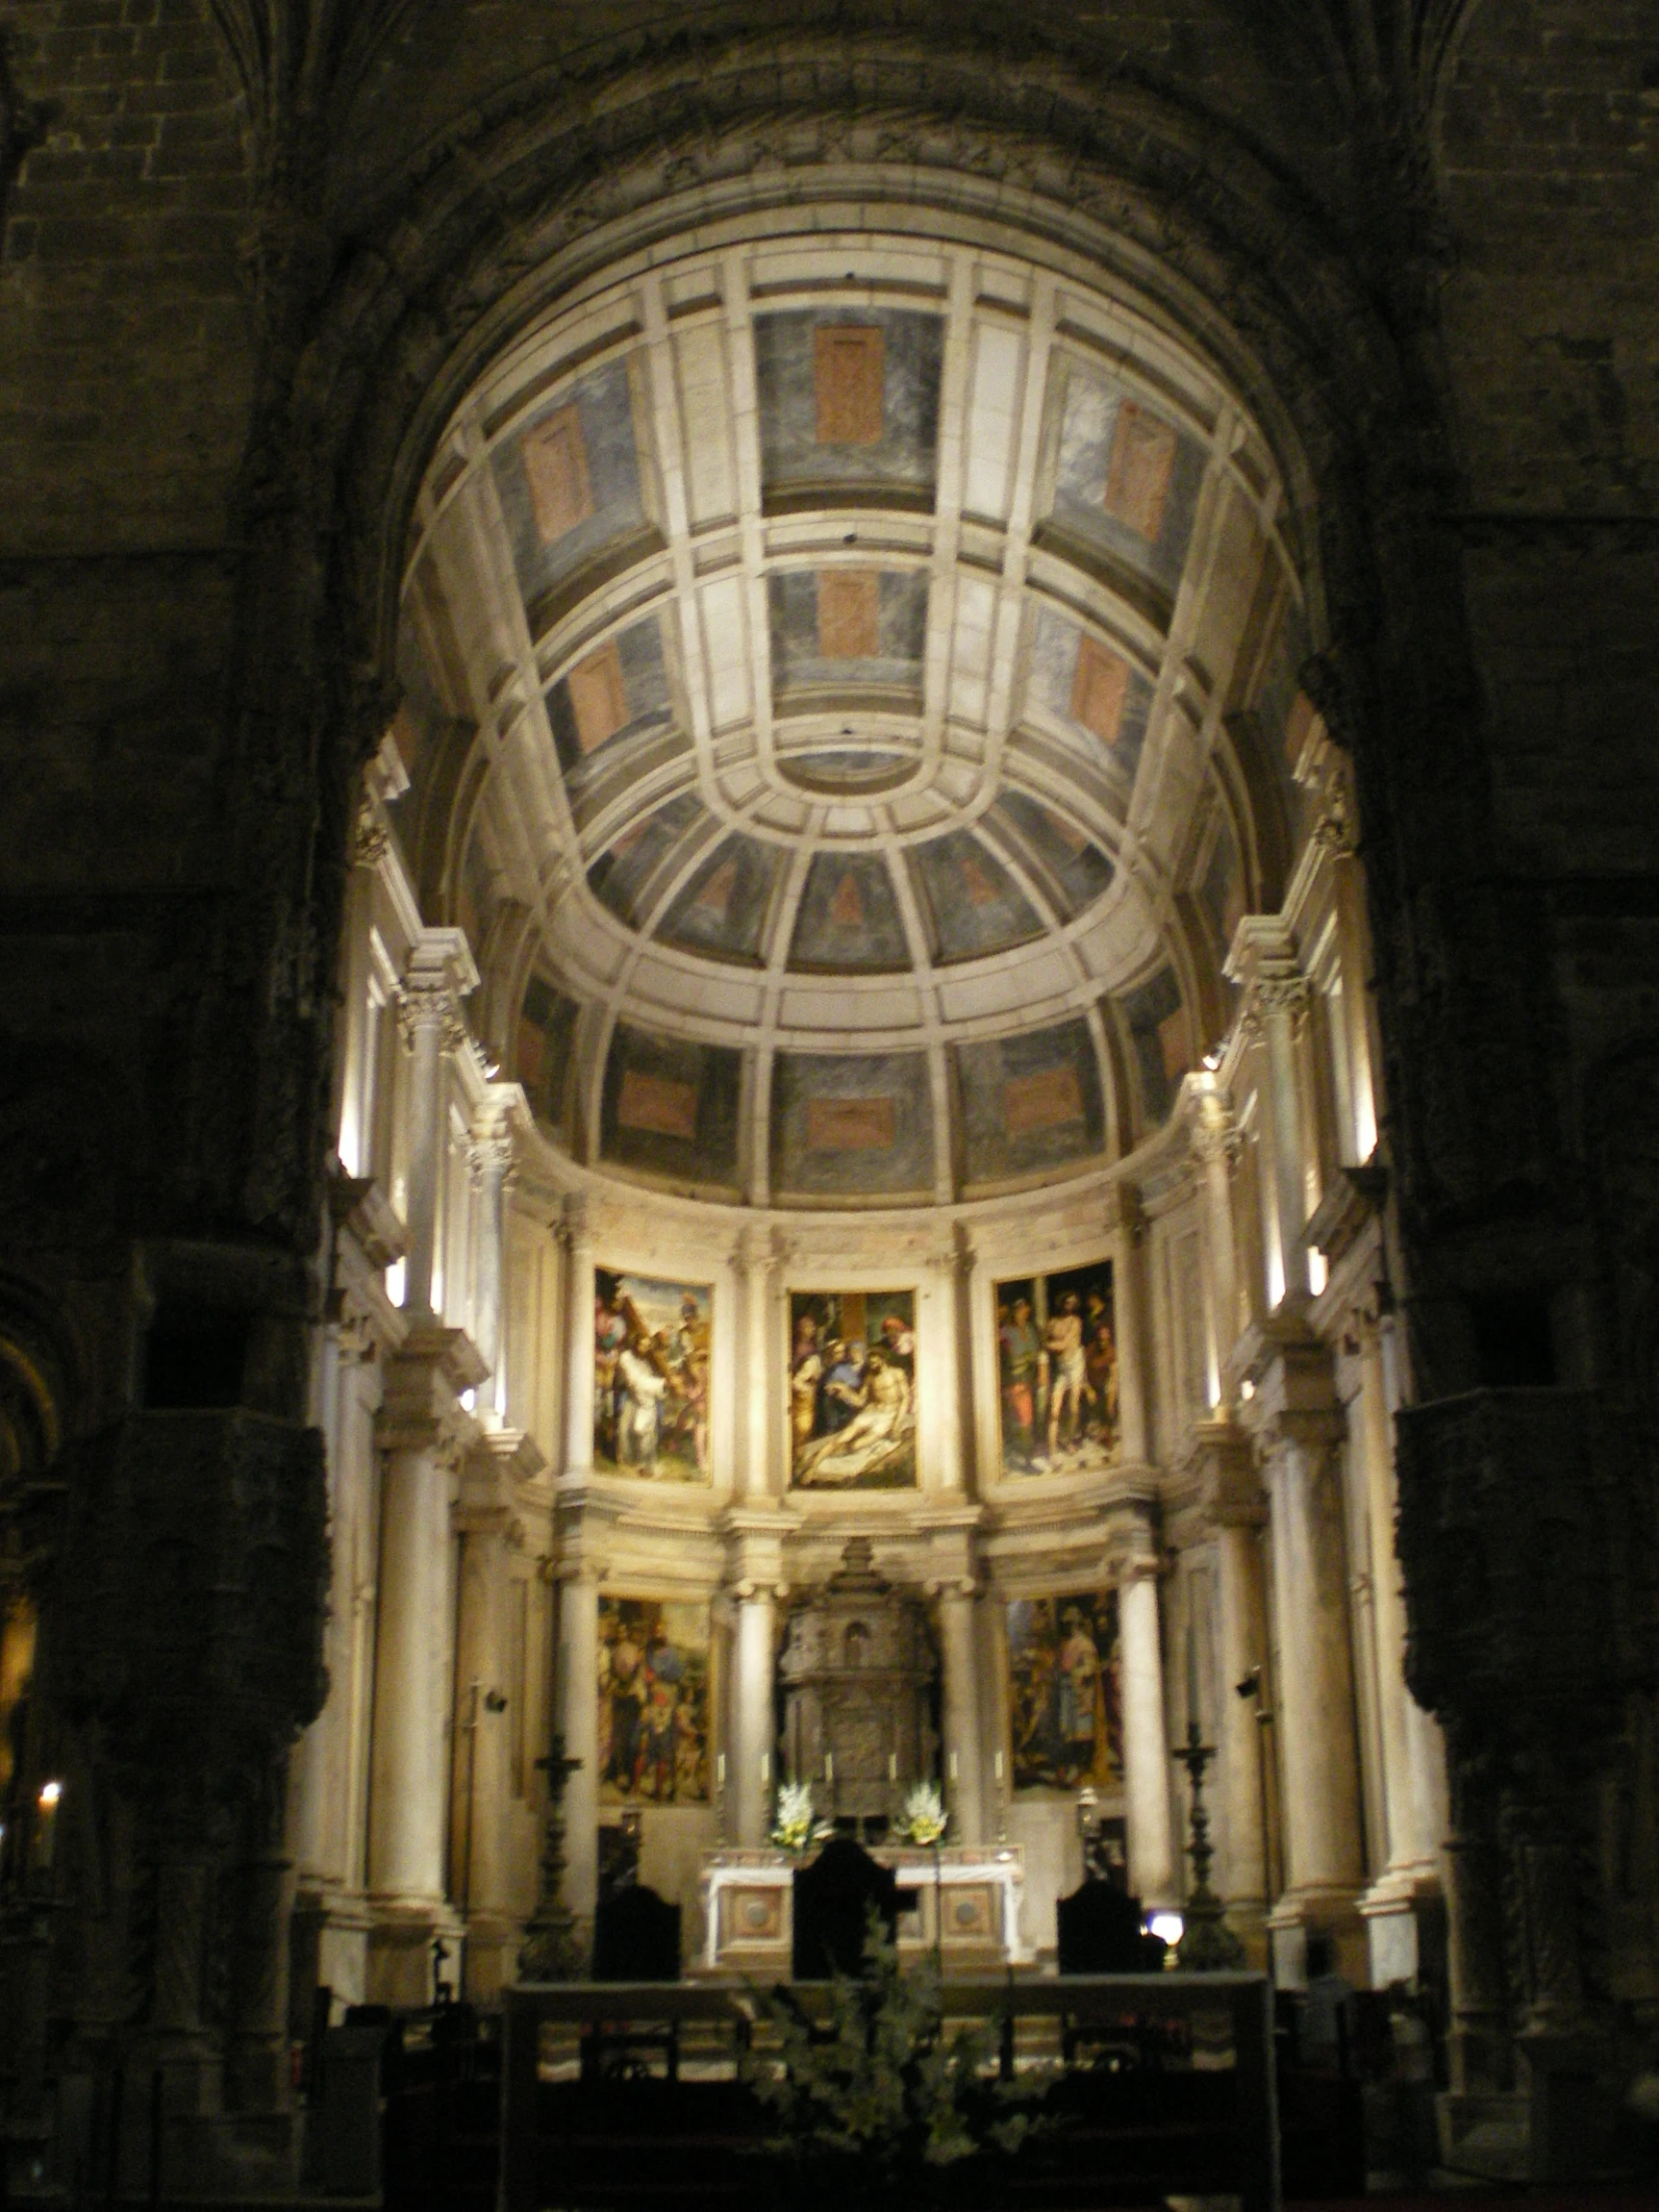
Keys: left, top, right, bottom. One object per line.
{"left": 790, "top": 851, "right": 911, "bottom": 972}
{"left": 491, "top": 357, "right": 649, "bottom": 613}
{"left": 768, "top": 569, "right": 928, "bottom": 700}
{"left": 771, "top": 1050, "right": 935, "bottom": 1200}
{"left": 586, "top": 792, "right": 704, "bottom": 930}
{"left": 956, "top": 1017, "right": 1104, "bottom": 1188}
{"left": 601, "top": 1022, "right": 743, "bottom": 1192}
{"left": 657, "top": 834, "right": 780, "bottom": 964}
{"left": 1050, "top": 361, "right": 1207, "bottom": 596}
{"left": 755, "top": 309, "right": 943, "bottom": 501}
{"left": 546, "top": 612, "right": 682, "bottom": 813}
{"left": 910, "top": 830, "right": 1042, "bottom": 964}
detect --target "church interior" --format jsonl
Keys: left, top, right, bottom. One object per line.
{"left": 1, "top": 1, "right": 1657, "bottom": 2204}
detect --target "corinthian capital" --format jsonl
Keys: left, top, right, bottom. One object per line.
{"left": 397, "top": 927, "right": 479, "bottom": 1047}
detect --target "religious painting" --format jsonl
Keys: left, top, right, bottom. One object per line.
{"left": 593, "top": 1270, "right": 713, "bottom": 1482}
{"left": 1005, "top": 1590, "right": 1122, "bottom": 1792}
{"left": 788, "top": 1289, "right": 916, "bottom": 1490}
{"left": 994, "top": 1259, "right": 1118, "bottom": 1475}
{"left": 598, "top": 1596, "right": 712, "bottom": 1806}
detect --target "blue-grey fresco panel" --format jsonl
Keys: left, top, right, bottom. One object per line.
{"left": 788, "top": 852, "right": 911, "bottom": 972}
{"left": 1026, "top": 605, "right": 1154, "bottom": 788}
{"left": 986, "top": 791, "right": 1116, "bottom": 919}
{"left": 909, "top": 830, "right": 1042, "bottom": 964}
{"left": 1050, "top": 362, "right": 1206, "bottom": 597}
{"left": 768, "top": 569, "right": 928, "bottom": 697}
{"left": 490, "top": 359, "right": 649, "bottom": 616}
{"left": 956, "top": 1018, "right": 1104, "bottom": 1187}
{"left": 600, "top": 1022, "right": 743, "bottom": 1191}
{"left": 755, "top": 309, "right": 942, "bottom": 498}
{"left": 657, "top": 834, "right": 780, "bottom": 964}
{"left": 1120, "top": 965, "right": 1185, "bottom": 1127}
{"left": 771, "top": 1050, "right": 935, "bottom": 1200}
{"left": 546, "top": 614, "right": 679, "bottom": 814}
{"left": 587, "top": 794, "right": 705, "bottom": 931}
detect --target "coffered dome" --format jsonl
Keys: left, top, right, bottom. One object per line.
{"left": 392, "top": 215, "right": 1308, "bottom": 1207}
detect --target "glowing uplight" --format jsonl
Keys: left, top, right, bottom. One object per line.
{"left": 1308, "top": 1249, "right": 1328, "bottom": 1296}
{"left": 37, "top": 1781, "right": 61, "bottom": 1810}
{"left": 386, "top": 1258, "right": 406, "bottom": 1306}
{"left": 1148, "top": 1912, "right": 1185, "bottom": 1948}
{"left": 459, "top": 1388, "right": 476, "bottom": 1412}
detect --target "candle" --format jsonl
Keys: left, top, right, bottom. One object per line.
{"left": 716, "top": 1753, "right": 726, "bottom": 1788}
{"left": 825, "top": 1751, "right": 833, "bottom": 1783}
{"left": 887, "top": 1753, "right": 897, "bottom": 1781}
{"left": 948, "top": 1750, "right": 959, "bottom": 1782}
{"left": 760, "top": 1751, "right": 771, "bottom": 1783}
{"left": 993, "top": 1750, "right": 1004, "bottom": 1783}
{"left": 35, "top": 1780, "right": 61, "bottom": 1873}
{"left": 1186, "top": 1619, "right": 1200, "bottom": 1734}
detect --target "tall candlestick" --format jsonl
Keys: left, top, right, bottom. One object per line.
{"left": 1186, "top": 1617, "right": 1200, "bottom": 1734}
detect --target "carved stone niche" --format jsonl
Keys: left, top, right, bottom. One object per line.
{"left": 777, "top": 1538, "right": 938, "bottom": 1825}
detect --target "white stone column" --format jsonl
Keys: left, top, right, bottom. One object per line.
{"left": 1109, "top": 1193, "right": 1150, "bottom": 1466}
{"left": 451, "top": 1441, "right": 539, "bottom": 2002}
{"left": 1357, "top": 1306, "right": 1446, "bottom": 1980}
{"left": 1243, "top": 1330, "right": 1365, "bottom": 1979}
{"left": 467, "top": 1098, "right": 517, "bottom": 1414}
{"left": 730, "top": 1585, "right": 778, "bottom": 1846}
{"left": 366, "top": 1322, "right": 485, "bottom": 2002}
{"left": 1118, "top": 1554, "right": 1177, "bottom": 1907}
{"left": 399, "top": 930, "right": 477, "bottom": 1315}
{"left": 555, "top": 1569, "right": 601, "bottom": 1932}
{"left": 1189, "top": 1086, "right": 1240, "bottom": 1411}
{"left": 1191, "top": 1425, "right": 1270, "bottom": 1925}
{"left": 937, "top": 1583, "right": 987, "bottom": 1845}
{"left": 925, "top": 1230, "right": 973, "bottom": 1493}
{"left": 736, "top": 1227, "right": 783, "bottom": 1500}
{"left": 561, "top": 1193, "right": 595, "bottom": 1479}
{"left": 1229, "top": 922, "right": 1310, "bottom": 1309}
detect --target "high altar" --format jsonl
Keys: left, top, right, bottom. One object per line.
{"left": 699, "top": 1846, "right": 1033, "bottom": 1972}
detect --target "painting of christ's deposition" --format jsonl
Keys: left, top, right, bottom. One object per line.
{"left": 788, "top": 1289, "right": 916, "bottom": 1489}
{"left": 594, "top": 1270, "right": 712, "bottom": 1481}
{"left": 598, "top": 1596, "right": 711, "bottom": 1806}
{"left": 995, "top": 1260, "right": 1118, "bottom": 1475}
{"left": 1006, "top": 1591, "right": 1122, "bottom": 1792}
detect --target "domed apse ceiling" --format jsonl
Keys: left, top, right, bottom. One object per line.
{"left": 394, "top": 229, "right": 1311, "bottom": 1208}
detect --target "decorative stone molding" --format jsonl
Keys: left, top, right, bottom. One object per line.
{"left": 397, "top": 927, "right": 479, "bottom": 1052}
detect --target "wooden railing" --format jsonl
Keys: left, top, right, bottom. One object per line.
{"left": 501, "top": 1971, "right": 1279, "bottom": 2211}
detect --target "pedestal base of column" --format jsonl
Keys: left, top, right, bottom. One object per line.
{"left": 1266, "top": 1884, "right": 1365, "bottom": 1987}
{"left": 1359, "top": 1864, "right": 1443, "bottom": 1990}
{"left": 461, "top": 1910, "right": 526, "bottom": 2008}
{"left": 99, "top": 2042, "right": 298, "bottom": 2206}
{"left": 1219, "top": 1899, "right": 1271, "bottom": 1971}
{"left": 292, "top": 1887, "right": 375, "bottom": 2021}
{"left": 365, "top": 1898, "right": 465, "bottom": 2008}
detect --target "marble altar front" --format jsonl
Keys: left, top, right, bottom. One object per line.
{"left": 698, "top": 1845, "right": 1033, "bottom": 1973}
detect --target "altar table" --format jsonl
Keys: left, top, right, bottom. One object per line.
{"left": 698, "top": 1843, "right": 1033, "bottom": 1972}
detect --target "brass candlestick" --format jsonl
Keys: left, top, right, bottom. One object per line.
{"left": 517, "top": 1733, "right": 586, "bottom": 1980}
{"left": 1172, "top": 1719, "right": 1246, "bottom": 1971}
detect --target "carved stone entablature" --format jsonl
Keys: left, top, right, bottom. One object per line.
{"left": 397, "top": 928, "right": 479, "bottom": 1051}
{"left": 1225, "top": 916, "right": 1303, "bottom": 1007}
{"left": 1305, "top": 1164, "right": 1387, "bottom": 1270}
{"left": 328, "top": 1170, "right": 405, "bottom": 1271}
{"left": 51, "top": 1410, "right": 328, "bottom": 1793}
{"left": 376, "top": 1319, "right": 487, "bottom": 1464}
{"left": 1181, "top": 1418, "right": 1266, "bottom": 1530}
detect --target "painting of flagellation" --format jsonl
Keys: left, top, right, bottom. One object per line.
{"left": 597, "top": 1596, "right": 712, "bottom": 1807}
{"left": 593, "top": 1269, "right": 713, "bottom": 1482}
{"left": 1005, "top": 1590, "right": 1123, "bottom": 1793}
{"left": 994, "top": 1259, "right": 1119, "bottom": 1476}
{"left": 788, "top": 1288, "right": 917, "bottom": 1490}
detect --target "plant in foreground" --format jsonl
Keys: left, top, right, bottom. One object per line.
{"left": 746, "top": 1912, "right": 1048, "bottom": 2206}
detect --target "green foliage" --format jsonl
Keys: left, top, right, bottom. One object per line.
{"left": 746, "top": 1912, "right": 1046, "bottom": 2203}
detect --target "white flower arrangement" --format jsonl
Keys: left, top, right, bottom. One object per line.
{"left": 771, "top": 1778, "right": 833, "bottom": 1854}
{"left": 893, "top": 1780, "right": 948, "bottom": 1848}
